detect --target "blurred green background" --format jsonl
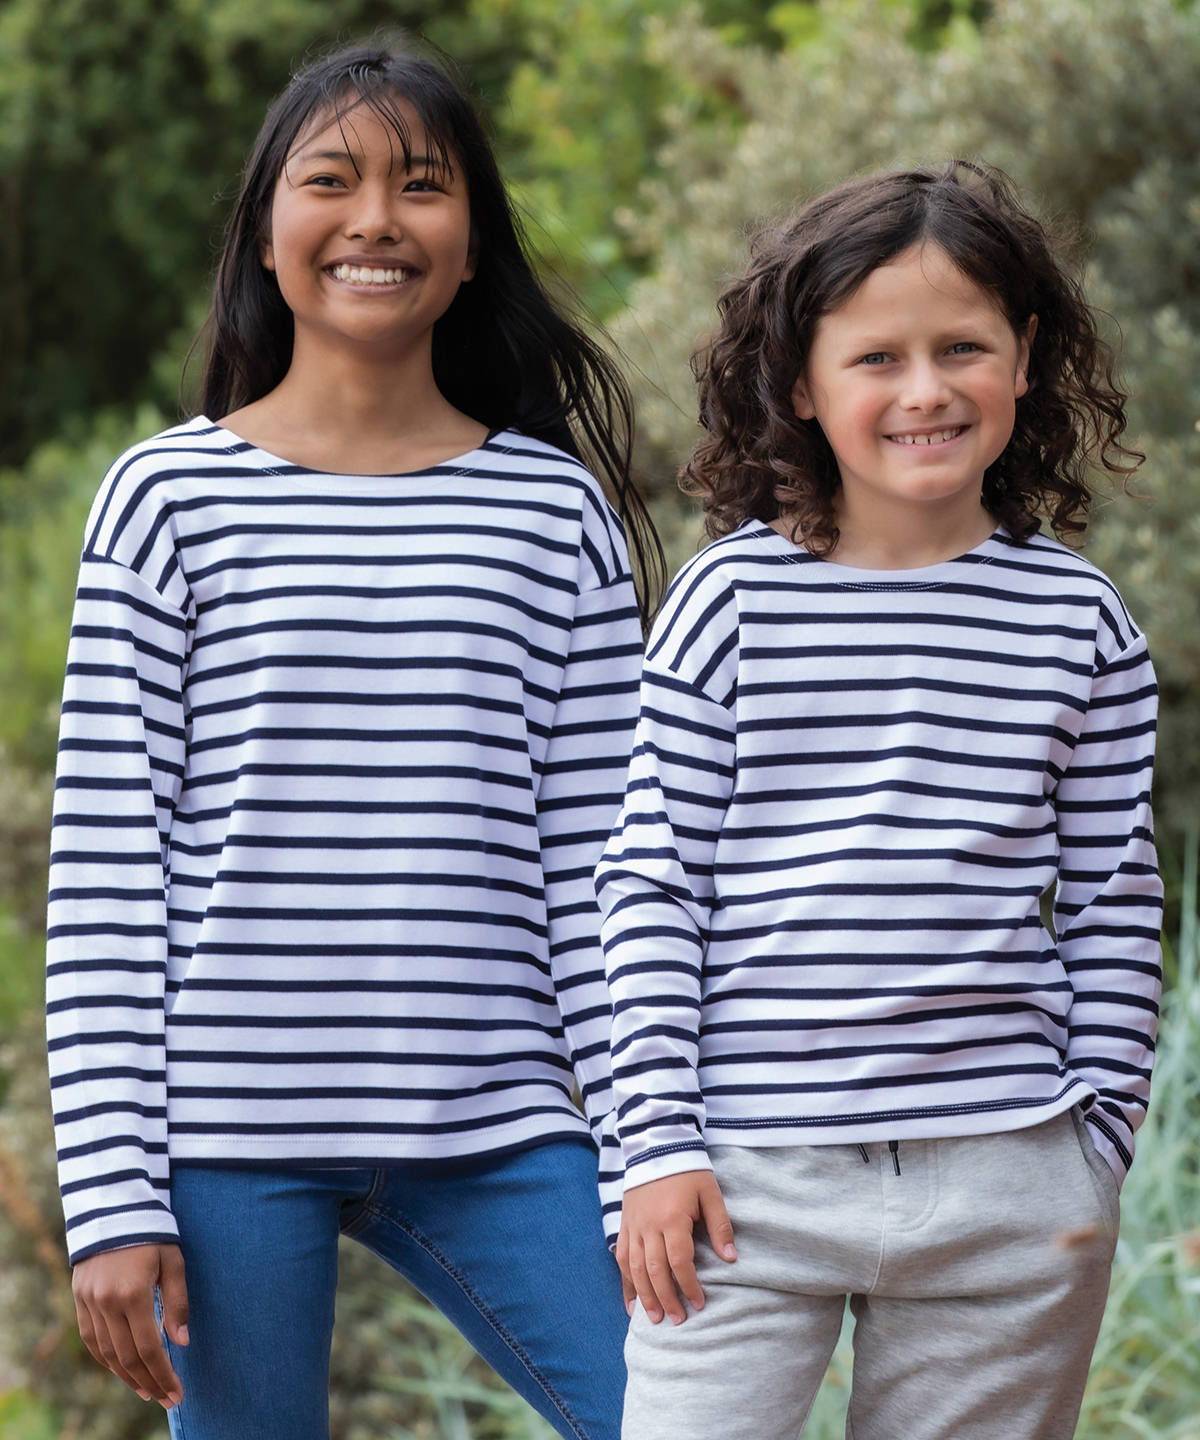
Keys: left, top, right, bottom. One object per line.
{"left": 1, "top": 0, "right": 1197, "bottom": 1436}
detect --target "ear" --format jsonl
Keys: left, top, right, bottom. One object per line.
{"left": 1014, "top": 314, "right": 1037, "bottom": 398}
{"left": 791, "top": 374, "right": 816, "bottom": 421}
{"left": 259, "top": 221, "right": 275, "bottom": 273}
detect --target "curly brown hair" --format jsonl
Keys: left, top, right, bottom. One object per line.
{"left": 681, "top": 161, "right": 1142, "bottom": 554}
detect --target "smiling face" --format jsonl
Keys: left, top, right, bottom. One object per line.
{"left": 261, "top": 95, "right": 476, "bottom": 359}
{"left": 792, "top": 242, "right": 1034, "bottom": 542}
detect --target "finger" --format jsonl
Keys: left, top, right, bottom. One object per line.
{"left": 87, "top": 1270, "right": 182, "bottom": 1409}
{"left": 664, "top": 1226, "right": 704, "bottom": 1312}
{"left": 158, "top": 1247, "right": 190, "bottom": 1346}
{"left": 628, "top": 1239, "right": 665, "bottom": 1325}
{"left": 615, "top": 1231, "right": 636, "bottom": 1316}
{"left": 73, "top": 1292, "right": 104, "bottom": 1370}
{"left": 643, "top": 1233, "right": 687, "bottom": 1325}
{"left": 621, "top": 1270, "right": 637, "bottom": 1315}
{"left": 76, "top": 1295, "right": 144, "bottom": 1396}
{"left": 700, "top": 1180, "right": 737, "bottom": 1262}
{"left": 111, "top": 1305, "right": 183, "bottom": 1409}
{"left": 129, "top": 1296, "right": 185, "bottom": 1408}
{"left": 90, "top": 1306, "right": 154, "bottom": 1401}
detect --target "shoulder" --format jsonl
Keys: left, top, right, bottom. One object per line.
{"left": 83, "top": 415, "right": 259, "bottom": 557}
{"left": 485, "top": 429, "right": 630, "bottom": 589}
{"left": 645, "top": 525, "right": 776, "bottom": 692}
{"left": 994, "top": 528, "right": 1144, "bottom": 660}
{"left": 481, "top": 429, "right": 607, "bottom": 501}
{"left": 654, "top": 522, "right": 783, "bottom": 630}
{"left": 80, "top": 416, "right": 263, "bottom": 607}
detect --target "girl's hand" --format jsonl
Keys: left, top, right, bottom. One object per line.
{"left": 616, "top": 1170, "right": 736, "bottom": 1325}
{"left": 72, "top": 1243, "right": 189, "bottom": 1408}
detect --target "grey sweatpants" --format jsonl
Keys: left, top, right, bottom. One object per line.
{"left": 622, "top": 1110, "right": 1119, "bottom": 1440}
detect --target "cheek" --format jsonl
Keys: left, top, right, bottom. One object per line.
{"left": 827, "top": 390, "right": 887, "bottom": 446}
{"left": 977, "top": 382, "right": 1020, "bottom": 458}
{"left": 983, "top": 377, "right": 1020, "bottom": 426}
{"left": 433, "top": 213, "right": 476, "bottom": 278}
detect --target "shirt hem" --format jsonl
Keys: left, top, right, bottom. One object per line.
{"left": 167, "top": 1112, "right": 594, "bottom": 1166}
{"left": 699, "top": 1083, "right": 1089, "bottom": 1149}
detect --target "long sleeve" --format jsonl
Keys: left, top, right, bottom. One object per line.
{"left": 536, "top": 564, "right": 643, "bottom": 1143}
{"left": 46, "top": 556, "right": 190, "bottom": 1264}
{"left": 595, "top": 569, "right": 739, "bottom": 1202}
{"left": 1053, "top": 631, "right": 1162, "bottom": 1185}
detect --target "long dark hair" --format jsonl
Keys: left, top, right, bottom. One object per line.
{"left": 194, "top": 40, "right": 664, "bottom": 619}
{"left": 683, "top": 160, "right": 1142, "bottom": 555}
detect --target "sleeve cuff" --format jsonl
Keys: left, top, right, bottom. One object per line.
{"left": 622, "top": 1139, "right": 713, "bottom": 1192}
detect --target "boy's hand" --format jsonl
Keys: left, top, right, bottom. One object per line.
{"left": 72, "top": 1243, "right": 189, "bottom": 1408}
{"left": 617, "top": 1170, "right": 736, "bottom": 1325}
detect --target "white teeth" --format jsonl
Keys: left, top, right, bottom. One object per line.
{"left": 888, "top": 427, "right": 964, "bottom": 446}
{"left": 331, "top": 264, "right": 411, "bottom": 285}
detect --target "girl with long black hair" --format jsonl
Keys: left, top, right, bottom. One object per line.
{"left": 47, "top": 40, "right": 661, "bottom": 1440}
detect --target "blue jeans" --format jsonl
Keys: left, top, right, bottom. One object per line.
{"left": 163, "top": 1140, "right": 626, "bottom": 1440}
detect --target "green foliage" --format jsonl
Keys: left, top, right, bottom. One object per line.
{"left": 496, "top": 0, "right": 747, "bottom": 312}
{"left": 0, "top": 0, "right": 487, "bottom": 467}
{"left": 0, "top": 1390, "right": 60, "bottom": 1440}
{"left": 611, "top": 0, "right": 1200, "bottom": 840}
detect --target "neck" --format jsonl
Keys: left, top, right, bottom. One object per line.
{"left": 829, "top": 493, "right": 996, "bottom": 570}
{"left": 274, "top": 331, "right": 449, "bottom": 435}
{"left": 218, "top": 332, "right": 488, "bottom": 474}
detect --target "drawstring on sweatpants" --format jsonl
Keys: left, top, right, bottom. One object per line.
{"left": 854, "top": 1141, "right": 902, "bottom": 1173}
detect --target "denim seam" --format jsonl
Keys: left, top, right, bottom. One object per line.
{"left": 363, "top": 1198, "right": 591, "bottom": 1440}
{"left": 164, "top": 1335, "right": 188, "bottom": 1439}
{"left": 338, "top": 1168, "right": 388, "bottom": 1238}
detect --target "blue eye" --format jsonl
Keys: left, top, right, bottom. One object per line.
{"left": 949, "top": 342, "right": 979, "bottom": 354}
{"left": 859, "top": 353, "right": 890, "bottom": 366}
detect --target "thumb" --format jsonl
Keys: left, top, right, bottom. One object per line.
{"left": 699, "top": 1177, "right": 736, "bottom": 1263}
{"left": 158, "top": 1245, "right": 190, "bottom": 1345}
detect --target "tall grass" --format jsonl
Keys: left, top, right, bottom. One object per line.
{"left": 1076, "top": 834, "right": 1200, "bottom": 1440}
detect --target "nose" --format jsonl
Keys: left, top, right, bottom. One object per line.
{"left": 898, "top": 358, "right": 951, "bottom": 413}
{"left": 346, "top": 180, "right": 399, "bottom": 244}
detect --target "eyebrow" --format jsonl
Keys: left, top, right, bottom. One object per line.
{"left": 292, "top": 147, "right": 443, "bottom": 172}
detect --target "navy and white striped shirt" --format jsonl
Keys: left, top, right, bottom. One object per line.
{"left": 47, "top": 417, "right": 641, "bottom": 1264}
{"left": 596, "top": 520, "right": 1161, "bottom": 1233}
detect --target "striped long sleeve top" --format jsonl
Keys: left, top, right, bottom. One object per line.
{"left": 595, "top": 520, "right": 1161, "bottom": 1227}
{"left": 47, "top": 417, "right": 642, "bottom": 1265}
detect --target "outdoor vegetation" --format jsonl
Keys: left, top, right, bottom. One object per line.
{"left": 1, "top": 0, "right": 1197, "bottom": 1435}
